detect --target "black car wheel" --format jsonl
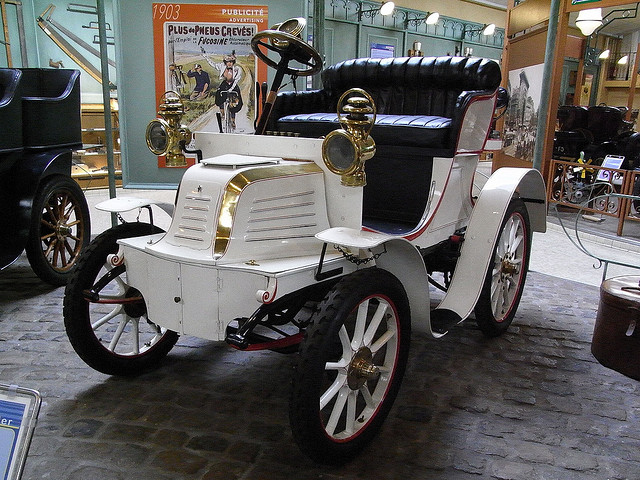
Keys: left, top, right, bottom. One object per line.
{"left": 25, "top": 175, "right": 90, "bottom": 286}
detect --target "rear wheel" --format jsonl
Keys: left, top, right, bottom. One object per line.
{"left": 474, "top": 198, "right": 531, "bottom": 337}
{"left": 63, "top": 222, "right": 178, "bottom": 375}
{"left": 290, "top": 269, "right": 410, "bottom": 464}
{"left": 25, "top": 175, "right": 90, "bottom": 286}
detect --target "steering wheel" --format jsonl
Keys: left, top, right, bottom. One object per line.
{"left": 251, "top": 30, "right": 322, "bottom": 77}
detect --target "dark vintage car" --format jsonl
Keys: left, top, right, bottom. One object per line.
{"left": 0, "top": 67, "right": 90, "bottom": 286}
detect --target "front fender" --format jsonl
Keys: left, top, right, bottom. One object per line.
{"left": 372, "top": 238, "right": 432, "bottom": 335}
{"left": 433, "top": 167, "right": 546, "bottom": 331}
{"left": 316, "top": 228, "right": 433, "bottom": 335}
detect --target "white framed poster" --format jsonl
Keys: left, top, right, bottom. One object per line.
{"left": 503, "top": 63, "right": 545, "bottom": 163}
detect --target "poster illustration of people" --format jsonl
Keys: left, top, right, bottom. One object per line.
{"left": 502, "top": 63, "right": 544, "bottom": 164}
{"left": 152, "top": 4, "right": 268, "bottom": 167}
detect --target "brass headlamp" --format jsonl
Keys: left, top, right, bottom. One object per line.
{"left": 145, "top": 91, "right": 192, "bottom": 167}
{"left": 322, "top": 88, "right": 376, "bottom": 187}
{"left": 270, "top": 17, "right": 306, "bottom": 47}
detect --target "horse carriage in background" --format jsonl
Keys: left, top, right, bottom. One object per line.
{"left": 0, "top": 67, "right": 90, "bottom": 286}
{"left": 62, "top": 18, "right": 546, "bottom": 463}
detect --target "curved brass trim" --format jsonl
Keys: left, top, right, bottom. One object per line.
{"left": 213, "top": 163, "right": 322, "bottom": 257}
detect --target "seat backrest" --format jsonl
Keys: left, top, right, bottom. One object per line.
{"left": 320, "top": 56, "right": 501, "bottom": 117}
{"left": 557, "top": 105, "right": 588, "bottom": 131}
{"left": 19, "top": 68, "right": 79, "bottom": 100}
{"left": 19, "top": 68, "right": 81, "bottom": 149}
{"left": 587, "top": 105, "right": 626, "bottom": 143}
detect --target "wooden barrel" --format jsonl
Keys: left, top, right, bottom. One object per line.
{"left": 592, "top": 276, "right": 640, "bottom": 381}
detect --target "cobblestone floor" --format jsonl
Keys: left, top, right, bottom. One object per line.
{"left": 1, "top": 254, "right": 639, "bottom": 480}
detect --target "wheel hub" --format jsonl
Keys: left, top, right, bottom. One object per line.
{"left": 56, "top": 221, "right": 72, "bottom": 241}
{"left": 501, "top": 256, "right": 519, "bottom": 276}
{"left": 347, "top": 347, "right": 380, "bottom": 390}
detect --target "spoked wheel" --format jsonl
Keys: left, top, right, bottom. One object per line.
{"left": 223, "top": 99, "right": 234, "bottom": 133}
{"left": 63, "top": 223, "right": 178, "bottom": 376}
{"left": 25, "top": 175, "right": 90, "bottom": 286}
{"left": 474, "top": 198, "right": 531, "bottom": 337}
{"left": 290, "top": 269, "right": 410, "bottom": 464}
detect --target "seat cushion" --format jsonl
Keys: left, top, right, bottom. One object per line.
{"left": 277, "top": 112, "right": 451, "bottom": 150}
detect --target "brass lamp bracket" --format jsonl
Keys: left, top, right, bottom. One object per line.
{"left": 146, "top": 91, "right": 192, "bottom": 167}
{"left": 322, "top": 88, "right": 377, "bottom": 187}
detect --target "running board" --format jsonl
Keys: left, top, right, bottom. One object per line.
{"left": 225, "top": 320, "right": 303, "bottom": 351}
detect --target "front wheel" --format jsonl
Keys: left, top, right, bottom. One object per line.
{"left": 474, "top": 198, "right": 531, "bottom": 337}
{"left": 63, "top": 222, "right": 178, "bottom": 376}
{"left": 290, "top": 269, "right": 410, "bottom": 464}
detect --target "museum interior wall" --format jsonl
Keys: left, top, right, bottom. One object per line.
{"left": 0, "top": 0, "right": 507, "bottom": 186}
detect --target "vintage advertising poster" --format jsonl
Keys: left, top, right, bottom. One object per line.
{"left": 152, "top": 4, "right": 268, "bottom": 167}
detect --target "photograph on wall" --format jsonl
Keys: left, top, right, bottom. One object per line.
{"left": 503, "top": 63, "right": 545, "bottom": 163}
{"left": 153, "top": 4, "right": 268, "bottom": 166}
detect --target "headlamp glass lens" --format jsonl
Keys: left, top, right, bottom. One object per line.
{"left": 327, "top": 134, "right": 356, "bottom": 172}
{"left": 147, "top": 121, "right": 168, "bottom": 154}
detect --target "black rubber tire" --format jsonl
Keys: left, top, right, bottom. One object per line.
{"left": 63, "top": 222, "right": 178, "bottom": 376}
{"left": 290, "top": 268, "right": 410, "bottom": 465}
{"left": 474, "top": 198, "right": 531, "bottom": 337}
{"left": 25, "top": 175, "right": 91, "bottom": 286}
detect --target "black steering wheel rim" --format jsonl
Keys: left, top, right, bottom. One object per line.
{"left": 251, "top": 30, "right": 322, "bottom": 77}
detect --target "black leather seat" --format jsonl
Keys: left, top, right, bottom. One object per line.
{"left": 268, "top": 56, "right": 502, "bottom": 234}
{"left": 278, "top": 112, "right": 452, "bottom": 150}
{"left": 554, "top": 104, "right": 635, "bottom": 164}
{"left": 269, "top": 56, "right": 502, "bottom": 157}
{"left": 588, "top": 105, "right": 633, "bottom": 143}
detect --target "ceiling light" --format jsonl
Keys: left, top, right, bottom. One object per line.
{"left": 379, "top": 1, "right": 395, "bottom": 16}
{"left": 618, "top": 55, "right": 629, "bottom": 65}
{"left": 482, "top": 23, "right": 496, "bottom": 35}
{"left": 575, "top": 8, "right": 602, "bottom": 36}
{"left": 599, "top": 49, "right": 610, "bottom": 59}
{"left": 425, "top": 12, "right": 439, "bottom": 25}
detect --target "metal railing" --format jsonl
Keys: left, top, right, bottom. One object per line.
{"left": 548, "top": 159, "right": 640, "bottom": 236}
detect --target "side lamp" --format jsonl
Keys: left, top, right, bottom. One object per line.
{"left": 322, "top": 88, "right": 377, "bottom": 187}
{"left": 145, "top": 91, "right": 192, "bottom": 167}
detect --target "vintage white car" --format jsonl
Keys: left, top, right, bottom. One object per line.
{"left": 63, "top": 19, "right": 546, "bottom": 464}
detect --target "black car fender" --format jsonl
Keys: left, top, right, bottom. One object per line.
{"left": 0, "top": 149, "right": 73, "bottom": 268}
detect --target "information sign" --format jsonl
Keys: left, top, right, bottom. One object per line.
{"left": 370, "top": 43, "right": 395, "bottom": 58}
{"left": 0, "top": 385, "right": 40, "bottom": 480}
{"left": 596, "top": 155, "right": 625, "bottom": 184}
